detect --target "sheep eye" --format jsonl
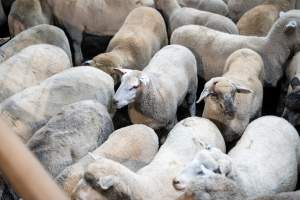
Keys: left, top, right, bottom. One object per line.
{"left": 130, "top": 85, "right": 138, "bottom": 90}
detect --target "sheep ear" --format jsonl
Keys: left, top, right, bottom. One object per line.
{"left": 197, "top": 88, "right": 212, "bottom": 103}
{"left": 113, "top": 68, "right": 132, "bottom": 76}
{"left": 291, "top": 77, "right": 300, "bottom": 89}
{"left": 284, "top": 20, "right": 298, "bottom": 34}
{"left": 98, "top": 176, "right": 115, "bottom": 190}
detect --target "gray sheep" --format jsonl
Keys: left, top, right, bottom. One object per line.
{"left": 173, "top": 116, "right": 300, "bottom": 199}
{"left": 0, "top": 44, "right": 71, "bottom": 102}
{"left": 197, "top": 49, "right": 264, "bottom": 142}
{"left": 113, "top": 44, "right": 197, "bottom": 131}
{"left": 171, "top": 10, "right": 300, "bottom": 87}
{"left": 56, "top": 124, "right": 159, "bottom": 196}
{"left": 71, "top": 117, "right": 226, "bottom": 200}
{"left": 86, "top": 7, "right": 168, "bottom": 83}
{"left": 27, "top": 100, "right": 114, "bottom": 178}
{"left": 156, "top": 0, "right": 238, "bottom": 34}
{"left": 0, "top": 67, "right": 114, "bottom": 142}
{"left": 0, "top": 24, "right": 72, "bottom": 63}
{"left": 228, "top": 0, "right": 265, "bottom": 21}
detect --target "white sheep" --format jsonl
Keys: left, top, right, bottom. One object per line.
{"left": 177, "top": 0, "right": 229, "bottom": 16}
{"left": 173, "top": 116, "right": 300, "bottom": 199}
{"left": 27, "top": 100, "right": 114, "bottom": 178}
{"left": 71, "top": 117, "right": 226, "bottom": 200}
{"left": 0, "top": 44, "right": 71, "bottom": 102}
{"left": 56, "top": 124, "right": 159, "bottom": 196}
{"left": 197, "top": 48, "right": 264, "bottom": 142}
{"left": 155, "top": 0, "right": 238, "bottom": 34}
{"left": 9, "top": 0, "right": 153, "bottom": 64}
{"left": 113, "top": 44, "right": 198, "bottom": 131}
{"left": 0, "top": 24, "right": 72, "bottom": 63}
{"left": 171, "top": 10, "right": 300, "bottom": 87}
{"left": 0, "top": 67, "right": 114, "bottom": 142}
{"left": 85, "top": 7, "right": 168, "bottom": 83}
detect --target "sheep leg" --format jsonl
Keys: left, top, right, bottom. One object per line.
{"left": 186, "top": 91, "right": 197, "bottom": 116}
{"left": 65, "top": 24, "right": 83, "bottom": 65}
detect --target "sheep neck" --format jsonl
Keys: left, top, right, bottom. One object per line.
{"left": 160, "top": 0, "right": 181, "bottom": 19}
{"left": 133, "top": 75, "right": 165, "bottom": 121}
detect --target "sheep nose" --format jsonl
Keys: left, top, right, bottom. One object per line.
{"left": 172, "top": 178, "right": 180, "bottom": 186}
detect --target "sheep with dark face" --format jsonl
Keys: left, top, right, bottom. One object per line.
{"left": 0, "top": 67, "right": 114, "bottom": 142}
{"left": 86, "top": 7, "right": 168, "bottom": 83}
{"left": 173, "top": 116, "right": 300, "bottom": 199}
{"left": 283, "top": 51, "right": 300, "bottom": 126}
{"left": 197, "top": 48, "right": 264, "bottom": 142}
{"left": 155, "top": 0, "right": 238, "bottom": 34}
{"left": 0, "top": 24, "right": 72, "bottom": 63}
{"left": 56, "top": 124, "right": 159, "bottom": 196}
{"left": 27, "top": 100, "right": 114, "bottom": 178}
{"left": 113, "top": 45, "right": 197, "bottom": 131}
{"left": 71, "top": 117, "right": 226, "bottom": 200}
{"left": 171, "top": 10, "right": 300, "bottom": 87}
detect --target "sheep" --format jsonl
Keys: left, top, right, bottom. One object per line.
{"left": 197, "top": 49, "right": 264, "bottom": 142}
{"left": 71, "top": 117, "right": 226, "bottom": 200}
{"left": 113, "top": 45, "right": 198, "bottom": 131}
{"left": 155, "top": 0, "right": 238, "bottom": 34}
{"left": 282, "top": 52, "right": 300, "bottom": 126}
{"left": 8, "top": 0, "right": 153, "bottom": 64}
{"left": 171, "top": 10, "right": 300, "bottom": 87}
{"left": 0, "top": 67, "right": 114, "bottom": 143}
{"left": 0, "top": 44, "right": 71, "bottom": 102}
{"left": 176, "top": 172, "right": 300, "bottom": 200}
{"left": 177, "top": 0, "right": 229, "bottom": 16}
{"left": 27, "top": 100, "right": 114, "bottom": 178}
{"left": 56, "top": 124, "right": 159, "bottom": 196}
{"left": 228, "top": 0, "right": 265, "bottom": 22}
{"left": 173, "top": 116, "right": 300, "bottom": 199}
{"left": 237, "top": 0, "right": 296, "bottom": 36}
{"left": 0, "top": 24, "right": 72, "bottom": 63}
{"left": 85, "top": 7, "right": 168, "bottom": 83}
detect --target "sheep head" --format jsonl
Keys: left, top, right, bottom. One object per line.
{"left": 197, "top": 77, "right": 252, "bottom": 118}
{"left": 72, "top": 157, "right": 136, "bottom": 200}
{"left": 173, "top": 147, "right": 232, "bottom": 191}
{"left": 113, "top": 69, "right": 149, "bottom": 109}
{"left": 176, "top": 172, "right": 245, "bottom": 200}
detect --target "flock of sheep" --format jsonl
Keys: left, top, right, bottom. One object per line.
{"left": 0, "top": 0, "right": 299, "bottom": 199}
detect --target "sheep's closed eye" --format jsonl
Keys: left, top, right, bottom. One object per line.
{"left": 130, "top": 85, "right": 139, "bottom": 90}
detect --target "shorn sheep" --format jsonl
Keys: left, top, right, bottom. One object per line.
{"left": 71, "top": 117, "right": 225, "bottom": 200}
{"left": 56, "top": 124, "right": 159, "bottom": 196}
{"left": 27, "top": 100, "right": 114, "bottom": 178}
{"left": 85, "top": 7, "right": 168, "bottom": 83}
{"left": 113, "top": 45, "right": 197, "bottom": 131}
{"left": 197, "top": 48, "right": 264, "bottom": 142}
{"left": 174, "top": 116, "right": 300, "bottom": 199}
{"left": 171, "top": 10, "right": 300, "bottom": 87}
{"left": 0, "top": 67, "right": 114, "bottom": 142}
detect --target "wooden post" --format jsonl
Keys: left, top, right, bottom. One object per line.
{"left": 0, "top": 119, "right": 69, "bottom": 200}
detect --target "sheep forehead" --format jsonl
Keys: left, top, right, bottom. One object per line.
{"left": 121, "top": 72, "right": 140, "bottom": 86}
{"left": 214, "top": 82, "right": 233, "bottom": 93}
